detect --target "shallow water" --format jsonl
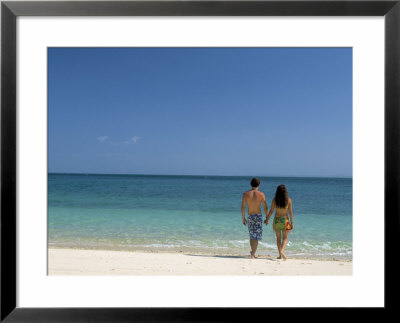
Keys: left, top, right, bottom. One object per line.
{"left": 48, "top": 174, "right": 352, "bottom": 260}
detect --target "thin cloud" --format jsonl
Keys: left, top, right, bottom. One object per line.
{"left": 131, "top": 136, "right": 140, "bottom": 144}
{"left": 97, "top": 136, "right": 108, "bottom": 142}
{"left": 123, "top": 136, "right": 140, "bottom": 145}
{"left": 98, "top": 136, "right": 140, "bottom": 146}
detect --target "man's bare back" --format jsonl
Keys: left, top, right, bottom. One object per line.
{"left": 241, "top": 186, "right": 268, "bottom": 226}
{"left": 242, "top": 190, "right": 267, "bottom": 215}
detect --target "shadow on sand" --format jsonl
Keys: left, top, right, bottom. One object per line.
{"left": 184, "top": 254, "right": 277, "bottom": 261}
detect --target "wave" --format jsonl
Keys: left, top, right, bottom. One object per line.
{"left": 49, "top": 237, "right": 352, "bottom": 259}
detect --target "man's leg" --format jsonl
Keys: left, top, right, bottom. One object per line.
{"left": 250, "top": 239, "right": 258, "bottom": 259}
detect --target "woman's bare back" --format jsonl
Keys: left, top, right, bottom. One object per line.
{"left": 274, "top": 198, "right": 292, "bottom": 218}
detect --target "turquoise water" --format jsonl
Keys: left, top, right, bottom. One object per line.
{"left": 48, "top": 174, "right": 352, "bottom": 260}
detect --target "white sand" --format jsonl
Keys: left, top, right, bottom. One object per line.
{"left": 48, "top": 248, "right": 352, "bottom": 275}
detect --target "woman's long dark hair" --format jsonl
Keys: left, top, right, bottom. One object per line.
{"left": 275, "top": 184, "right": 288, "bottom": 208}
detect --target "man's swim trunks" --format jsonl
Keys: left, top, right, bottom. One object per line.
{"left": 273, "top": 217, "right": 291, "bottom": 231}
{"left": 247, "top": 214, "right": 263, "bottom": 241}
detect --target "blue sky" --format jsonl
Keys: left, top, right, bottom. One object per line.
{"left": 48, "top": 47, "right": 352, "bottom": 177}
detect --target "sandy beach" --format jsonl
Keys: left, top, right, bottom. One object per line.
{"left": 48, "top": 248, "right": 352, "bottom": 275}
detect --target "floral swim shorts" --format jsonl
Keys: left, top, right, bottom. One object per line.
{"left": 247, "top": 214, "right": 263, "bottom": 241}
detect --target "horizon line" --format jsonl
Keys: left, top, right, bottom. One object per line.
{"left": 48, "top": 172, "right": 352, "bottom": 179}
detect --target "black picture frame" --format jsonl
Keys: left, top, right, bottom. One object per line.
{"left": 1, "top": 0, "right": 398, "bottom": 321}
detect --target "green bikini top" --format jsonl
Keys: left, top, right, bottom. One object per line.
{"left": 275, "top": 202, "right": 288, "bottom": 210}
{"left": 276, "top": 206, "right": 288, "bottom": 210}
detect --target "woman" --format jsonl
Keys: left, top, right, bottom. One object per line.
{"left": 264, "top": 184, "right": 294, "bottom": 260}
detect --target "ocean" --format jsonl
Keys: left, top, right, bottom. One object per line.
{"left": 48, "top": 174, "right": 352, "bottom": 260}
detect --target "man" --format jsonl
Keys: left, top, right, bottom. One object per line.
{"left": 241, "top": 177, "right": 269, "bottom": 259}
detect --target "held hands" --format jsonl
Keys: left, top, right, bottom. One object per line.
{"left": 264, "top": 219, "right": 269, "bottom": 226}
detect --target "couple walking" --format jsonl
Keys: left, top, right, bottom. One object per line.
{"left": 241, "top": 178, "right": 294, "bottom": 260}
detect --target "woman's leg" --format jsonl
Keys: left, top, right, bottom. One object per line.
{"left": 275, "top": 229, "right": 282, "bottom": 259}
{"left": 280, "top": 230, "right": 289, "bottom": 260}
